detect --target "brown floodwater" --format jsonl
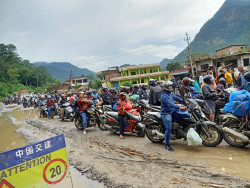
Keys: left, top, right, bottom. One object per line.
{"left": 172, "top": 142, "right": 250, "bottom": 180}
{"left": 0, "top": 109, "right": 104, "bottom": 187}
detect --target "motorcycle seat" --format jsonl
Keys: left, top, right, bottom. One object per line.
{"left": 106, "top": 111, "right": 119, "bottom": 120}
{"left": 151, "top": 105, "right": 161, "bottom": 109}
{"left": 147, "top": 112, "right": 161, "bottom": 119}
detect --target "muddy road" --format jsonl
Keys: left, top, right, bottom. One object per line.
{"left": 1, "top": 104, "right": 250, "bottom": 188}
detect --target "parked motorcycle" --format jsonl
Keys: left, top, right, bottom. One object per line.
{"left": 61, "top": 102, "right": 74, "bottom": 121}
{"left": 100, "top": 102, "right": 145, "bottom": 137}
{"left": 220, "top": 113, "right": 250, "bottom": 147}
{"left": 145, "top": 99, "right": 223, "bottom": 147}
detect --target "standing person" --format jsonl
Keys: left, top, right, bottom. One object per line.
{"left": 160, "top": 81, "right": 186, "bottom": 151}
{"left": 225, "top": 68, "right": 233, "bottom": 86}
{"left": 110, "top": 88, "right": 119, "bottom": 107}
{"left": 139, "top": 84, "right": 148, "bottom": 100}
{"left": 101, "top": 87, "right": 111, "bottom": 105}
{"left": 202, "top": 75, "right": 220, "bottom": 122}
{"left": 47, "top": 95, "right": 55, "bottom": 119}
{"left": 116, "top": 92, "right": 131, "bottom": 139}
{"left": 239, "top": 69, "right": 246, "bottom": 87}
{"left": 218, "top": 69, "right": 225, "bottom": 80}
{"left": 75, "top": 94, "right": 90, "bottom": 134}
{"left": 59, "top": 94, "right": 68, "bottom": 120}
{"left": 199, "top": 73, "right": 203, "bottom": 87}
{"left": 148, "top": 79, "right": 162, "bottom": 106}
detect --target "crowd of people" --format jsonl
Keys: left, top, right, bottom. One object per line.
{"left": 7, "top": 66, "right": 250, "bottom": 151}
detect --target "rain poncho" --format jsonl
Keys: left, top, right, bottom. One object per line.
{"left": 223, "top": 90, "right": 250, "bottom": 117}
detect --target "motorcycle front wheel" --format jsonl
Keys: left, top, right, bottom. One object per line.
{"left": 75, "top": 116, "right": 83, "bottom": 130}
{"left": 97, "top": 116, "right": 107, "bottom": 131}
{"left": 199, "top": 125, "right": 223, "bottom": 147}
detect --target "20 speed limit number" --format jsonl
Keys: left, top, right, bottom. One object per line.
{"left": 43, "top": 158, "right": 68, "bottom": 184}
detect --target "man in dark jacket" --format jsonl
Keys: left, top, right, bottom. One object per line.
{"left": 161, "top": 81, "right": 186, "bottom": 151}
{"left": 101, "top": 87, "right": 111, "bottom": 105}
{"left": 139, "top": 84, "right": 148, "bottom": 100}
{"left": 110, "top": 88, "right": 119, "bottom": 107}
{"left": 148, "top": 79, "right": 162, "bottom": 106}
{"left": 202, "top": 75, "right": 220, "bottom": 122}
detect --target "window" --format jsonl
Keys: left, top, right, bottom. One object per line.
{"left": 144, "top": 70, "right": 147, "bottom": 74}
{"left": 83, "top": 79, "right": 88, "bottom": 83}
{"left": 243, "top": 58, "right": 249, "bottom": 67}
{"left": 76, "top": 80, "right": 82, "bottom": 84}
{"left": 225, "top": 59, "right": 237, "bottom": 68}
{"left": 140, "top": 69, "right": 143, "bottom": 74}
{"left": 161, "top": 77, "right": 165, "bottom": 80}
{"left": 150, "top": 70, "right": 152, "bottom": 73}
{"left": 131, "top": 72, "right": 136, "bottom": 75}
{"left": 141, "top": 78, "right": 144, "bottom": 83}
{"left": 132, "top": 81, "right": 137, "bottom": 84}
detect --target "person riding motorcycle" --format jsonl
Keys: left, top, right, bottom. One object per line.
{"left": 239, "top": 71, "right": 250, "bottom": 92}
{"left": 116, "top": 92, "right": 133, "bottom": 139}
{"left": 92, "top": 89, "right": 99, "bottom": 99}
{"left": 139, "top": 84, "right": 148, "bottom": 100}
{"left": 179, "top": 77, "right": 191, "bottom": 99}
{"left": 133, "top": 85, "right": 139, "bottom": 95}
{"left": 148, "top": 79, "right": 162, "bottom": 106}
{"left": 217, "top": 78, "right": 226, "bottom": 91}
{"left": 59, "top": 94, "right": 68, "bottom": 120}
{"left": 86, "top": 91, "right": 97, "bottom": 101}
{"left": 161, "top": 81, "right": 186, "bottom": 151}
{"left": 39, "top": 95, "right": 47, "bottom": 117}
{"left": 74, "top": 93, "right": 90, "bottom": 134}
{"left": 110, "top": 88, "right": 119, "bottom": 107}
{"left": 47, "top": 95, "right": 55, "bottom": 119}
{"left": 202, "top": 75, "right": 220, "bottom": 122}
{"left": 101, "top": 87, "right": 111, "bottom": 105}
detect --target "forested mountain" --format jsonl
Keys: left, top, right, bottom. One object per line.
{"left": 34, "top": 62, "right": 96, "bottom": 82}
{"left": 0, "top": 44, "right": 58, "bottom": 99}
{"left": 172, "top": 0, "right": 250, "bottom": 63}
{"left": 160, "top": 58, "right": 172, "bottom": 68}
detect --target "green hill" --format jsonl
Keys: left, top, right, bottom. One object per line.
{"left": 34, "top": 62, "right": 96, "bottom": 82}
{"left": 172, "top": 0, "right": 250, "bottom": 63}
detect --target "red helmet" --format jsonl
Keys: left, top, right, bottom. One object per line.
{"left": 183, "top": 77, "right": 191, "bottom": 85}
{"left": 118, "top": 92, "right": 126, "bottom": 100}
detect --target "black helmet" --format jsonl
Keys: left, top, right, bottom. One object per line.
{"left": 133, "top": 85, "right": 139, "bottom": 89}
{"left": 160, "top": 81, "right": 174, "bottom": 92}
{"left": 219, "top": 78, "right": 226, "bottom": 84}
{"left": 102, "top": 87, "right": 107, "bottom": 92}
{"left": 244, "top": 71, "right": 250, "bottom": 82}
{"left": 86, "top": 91, "right": 92, "bottom": 95}
{"left": 110, "top": 88, "right": 116, "bottom": 93}
{"left": 148, "top": 79, "right": 156, "bottom": 86}
{"left": 203, "top": 75, "right": 212, "bottom": 84}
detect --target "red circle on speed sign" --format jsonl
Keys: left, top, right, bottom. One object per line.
{"left": 43, "top": 158, "right": 68, "bottom": 184}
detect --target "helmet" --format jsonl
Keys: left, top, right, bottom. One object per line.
{"left": 244, "top": 71, "right": 250, "bottom": 82}
{"left": 118, "top": 92, "right": 126, "bottom": 100}
{"left": 203, "top": 75, "right": 212, "bottom": 84}
{"left": 148, "top": 79, "right": 156, "bottom": 86}
{"left": 86, "top": 91, "right": 92, "bottom": 95}
{"left": 183, "top": 77, "right": 191, "bottom": 85}
{"left": 133, "top": 85, "right": 139, "bottom": 89}
{"left": 160, "top": 81, "right": 174, "bottom": 92}
{"left": 142, "top": 83, "right": 147, "bottom": 90}
{"left": 219, "top": 78, "right": 226, "bottom": 84}
{"left": 102, "top": 87, "right": 107, "bottom": 92}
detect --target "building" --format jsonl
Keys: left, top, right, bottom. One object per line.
{"left": 97, "top": 67, "right": 121, "bottom": 88}
{"left": 57, "top": 76, "right": 89, "bottom": 93}
{"left": 170, "top": 68, "right": 189, "bottom": 79}
{"left": 194, "top": 45, "right": 250, "bottom": 77}
{"left": 109, "top": 63, "right": 170, "bottom": 88}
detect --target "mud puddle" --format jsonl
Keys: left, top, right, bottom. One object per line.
{"left": 171, "top": 142, "right": 250, "bottom": 180}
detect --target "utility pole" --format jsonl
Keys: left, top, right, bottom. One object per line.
{"left": 184, "top": 32, "right": 194, "bottom": 78}
{"left": 68, "top": 69, "right": 72, "bottom": 91}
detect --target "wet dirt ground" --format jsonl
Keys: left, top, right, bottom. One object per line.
{"left": 1, "top": 104, "right": 250, "bottom": 187}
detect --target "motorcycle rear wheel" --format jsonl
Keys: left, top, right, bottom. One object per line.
{"left": 200, "top": 125, "right": 223, "bottom": 147}
{"left": 145, "top": 124, "right": 164, "bottom": 143}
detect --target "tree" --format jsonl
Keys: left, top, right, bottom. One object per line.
{"left": 166, "top": 62, "right": 182, "bottom": 72}
{"left": 92, "top": 80, "right": 102, "bottom": 89}
{"left": 74, "top": 83, "right": 82, "bottom": 89}
{"left": 121, "top": 81, "right": 133, "bottom": 87}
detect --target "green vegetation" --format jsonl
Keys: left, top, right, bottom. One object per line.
{"left": 0, "top": 43, "right": 59, "bottom": 100}
{"left": 171, "top": 0, "right": 250, "bottom": 63}
{"left": 92, "top": 80, "right": 102, "bottom": 89}
{"left": 166, "top": 62, "right": 182, "bottom": 72}
{"left": 121, "top": 81, "right": 133, "bottom": 87}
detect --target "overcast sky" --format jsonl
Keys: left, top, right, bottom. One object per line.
{"left": 0, "top": 0, "right": 225, "bottom": 72}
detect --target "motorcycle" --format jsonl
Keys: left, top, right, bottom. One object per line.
{"left": 145, "top": 99, "right": 223, "bottom": 147}
{"left": 23, "top": 100, "right": 29, "bottom": 108}
{"left": 100, "top": 102, "right": 145, "bottom": 137}
{"left": 61, "top": 102, "right": 74, "bottom": 121}
{"left": 39, "top": 103, "right": 48, "bottom": 118}
{"left": 220, "top": 113, "right": 250, "bottom": 147}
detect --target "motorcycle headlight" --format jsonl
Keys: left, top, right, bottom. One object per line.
{"left": 201, "top": 112, "right": 206, "bottom": 118}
